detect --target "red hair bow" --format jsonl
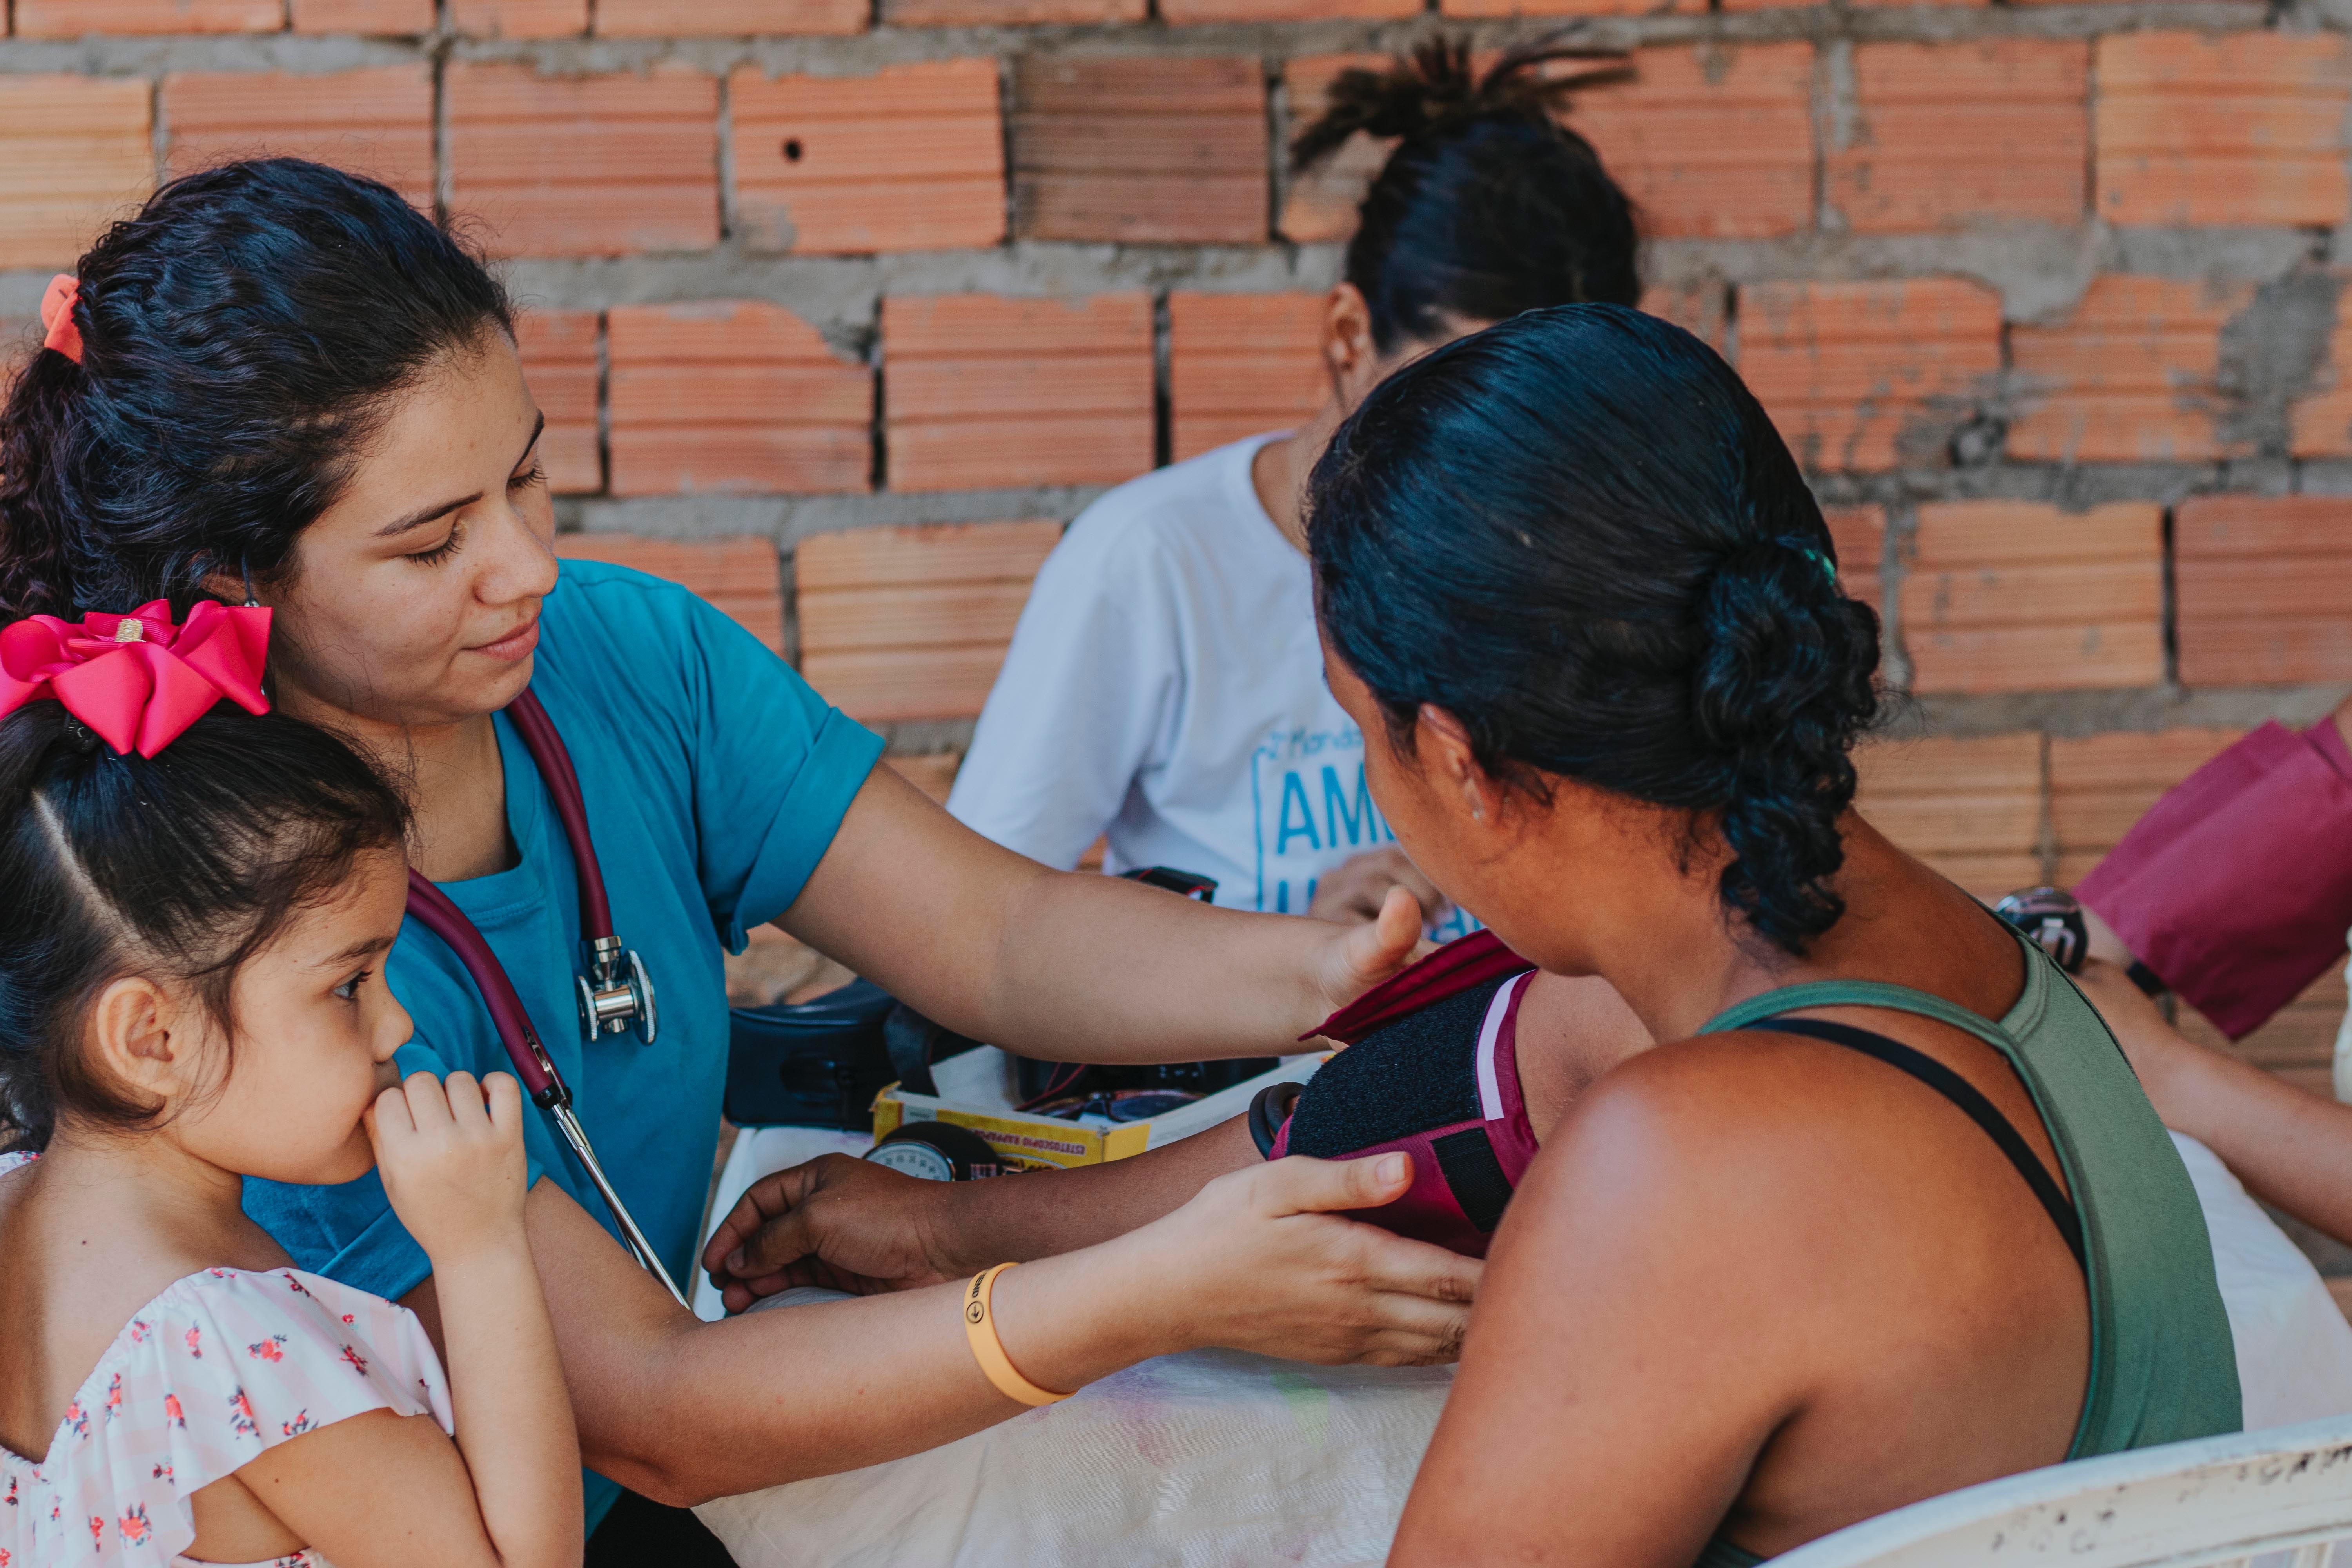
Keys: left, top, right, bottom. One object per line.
{"left": 0, "top": 601, "right": 271, "bottom": 757}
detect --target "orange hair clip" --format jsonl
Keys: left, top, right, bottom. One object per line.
{"left": 40, "top": 274, "right": 83, "bottom": 365}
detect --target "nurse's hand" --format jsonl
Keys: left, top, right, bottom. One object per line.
{"left": 1120, "top": 1154, "right": 1481, "bottom": 1365}
{"left": 1312, "top": 884, "right": 1428, "bottom": 1016}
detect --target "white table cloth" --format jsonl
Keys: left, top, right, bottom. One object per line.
{"left": 690, "top": 1125, "right": 2352, "bottom": 1567}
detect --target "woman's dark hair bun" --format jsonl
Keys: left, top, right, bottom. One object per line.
{"left": 1689, "top": 540, "right": 1885, "bottom": 952}
{"left": 1289, "top": 37, "right": 1632, "bottom": 174}
{"left": 1288, "top": 38, "right": 1642, "bottom": 351}
{"left": 1308, "top": 304, "right": 1884, "bottom": 958}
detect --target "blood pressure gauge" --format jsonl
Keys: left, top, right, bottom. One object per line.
{"left": 864, "top": 1121, "right": 1004, "bottom": 1181}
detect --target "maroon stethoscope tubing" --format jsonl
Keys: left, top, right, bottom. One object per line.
{"left": 508, "top": 691, "right": 658, "bottom": 1047}
{"left": 404, "top": 873, "right": 563, "bottom": 1105}
{"left": 503, "top": 690, "right": 612, "bottom": 936}
{"left": 401, "top": 691, "right": 687, "bottom": 1307}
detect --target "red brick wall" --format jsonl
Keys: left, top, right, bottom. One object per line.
{"left": 1825, "top": 42, "right": 2089, "bottom": 234}
{"left": 881, "top": 292, "right": 1154, "bottom": 492}
{"left": 731, "top": 59, "right": 1005, "bottom": 254}
{"left": 798, "top": 521, "right": 1063, "bottom": 722}
{"left": 605, "top": 301, "right": 870, "bottom": 496}
{"left": 1901, "top": 503, "right": 2165, "bottom": 695}
{"left": 1854, "top": 734, "right": 2044, "bottom": 900}
{"left": 9, "top": 5, "right": 2352, "bottom": 1044}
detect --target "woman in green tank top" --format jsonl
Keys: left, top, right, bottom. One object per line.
{"left": 1303, "top": 305, "right": 2240, "bottom": 1566}
{"left": 697, "top": 301, "right": 2238, "bottom": 1563}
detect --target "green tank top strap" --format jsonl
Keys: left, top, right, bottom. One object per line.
{"left": 1682, "top": 931, "right": 2239, "bottom": 1566}
{"left": 1703, "top": 975, "right": 2041, "bottom": 1057}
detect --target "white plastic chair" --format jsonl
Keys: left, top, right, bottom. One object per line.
{"left": 1774, "top": 1416, "right": 2352, "bottom": 1568}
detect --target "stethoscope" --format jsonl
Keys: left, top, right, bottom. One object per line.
{"left": 403, "top": 689, "right": 688, "bottom": 1307}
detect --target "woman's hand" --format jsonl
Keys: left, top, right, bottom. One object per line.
{"left": 1112, "top": 1153, "right": 1479, "bottom": 1366}
{"left": 1311, "top": 884, "right": 1429, "bottom": 1018}
{"left": 703, "top": 1154, "right": 968, "bottom": 1312}
{"left": 367, "top": 1070, "right": 529, "bottom": 1265}
{"left": 1310, "top": 846, "right": 1449, "bottom": 927}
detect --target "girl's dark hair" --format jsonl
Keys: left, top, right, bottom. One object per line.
{"left": 1308, "top": 305, "right": 1883, "bottom": 956}
{"left": 0, "top": 158, "right": 513, "bottom": 621}
{"left": 1291, "top": 39, "right": 1642, "bottom": 354}
{"left": 0, "top": 704, "right": 410, "bottom": 1152}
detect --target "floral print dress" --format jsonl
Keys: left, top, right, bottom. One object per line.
{"left": 0, "top": 1153, "right": 456, "bottom": 1567}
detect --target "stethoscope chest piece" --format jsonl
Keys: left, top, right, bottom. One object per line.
{"left": 578, "top": 935, "right": 659, "bottom": 1046}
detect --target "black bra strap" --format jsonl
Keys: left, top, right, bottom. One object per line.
{"left": 1738, "top": 1016, "right": 2087, "bottom": 1273}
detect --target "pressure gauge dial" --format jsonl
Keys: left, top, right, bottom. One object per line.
{"left": 864, "top": 1121, "right": 1003, "bottom": 1181}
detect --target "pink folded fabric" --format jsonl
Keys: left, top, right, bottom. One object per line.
{"left": 0, "top": 600, "right": 270, "bottom": 757}
{"left": 2077, "top": 719, "right": 2352, "bottom": 1041}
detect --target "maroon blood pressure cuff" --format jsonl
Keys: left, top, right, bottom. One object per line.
{"left": 1261, "top": 931, "right": 1543, "bottom": 1259}
{"left": 2076, "top": 719, "right": 2352, "bottom": 1040}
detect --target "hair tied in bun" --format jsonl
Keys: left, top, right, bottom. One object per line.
{"left": 1289, "top": 35, "right": 1634, "bottom": 178}
{"left": 1285, "top": 34, "right": 1644, "bottom": 353}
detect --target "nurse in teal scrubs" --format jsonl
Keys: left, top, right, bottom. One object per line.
{"left": 0, "top": 162, "right": 1474, "bottom": 1550}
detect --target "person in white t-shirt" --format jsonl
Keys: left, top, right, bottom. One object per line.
{"left": 950, "top": 41, "right": 1642, "bottom": 933}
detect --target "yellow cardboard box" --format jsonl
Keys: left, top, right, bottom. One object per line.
{"left": 871, "top": 1054, "right": 1315, "bottom": 1172}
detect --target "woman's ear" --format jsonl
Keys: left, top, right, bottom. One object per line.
{"left": 196, "top": 564, "right": 262, "bottom": 609}
{"left": 86, "top": 976, "right": 195, "bottom": 1106}
{"left": 1415, "top": 704, "right": 1500, "bottom": 826}
{"left": 1321, "top": 283, "right": 1384, "bottom": 413}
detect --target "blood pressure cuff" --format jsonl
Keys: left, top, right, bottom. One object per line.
{"left": 2076, "top": 719, "right": 2352, "bottom": 1041}
{"left": 1261, "top": 931, "right": 1541, "bottom": 1258}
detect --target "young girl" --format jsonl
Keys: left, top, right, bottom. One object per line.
{"left": 946, "top": 40, "right": 1636, "bottom": 936}
{"left": 0, "top": 603, "right": 580, "bottom": 1567}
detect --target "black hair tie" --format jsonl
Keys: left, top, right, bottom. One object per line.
{"left": 61, "top": 717, "right": 103, "bottom": 757}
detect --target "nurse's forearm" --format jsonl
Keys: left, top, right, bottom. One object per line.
{"left": 503, "top": 1162, "right": 1477, "bottom": 1506}
{"left": 592, "top": 1276, "right": 1164, "bottom": 1503}
{"left": 787, "top": 766, "right": 1412, "bottom": 1061}
{"left": 501, "top": 1178, "right": 1191, "bottom": 1504}
{"left": 978, "top": 867, "right": 1365, "bottom": 1058}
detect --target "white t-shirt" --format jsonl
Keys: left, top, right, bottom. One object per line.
{"left": 949, "top": 433, "right": 1478, "bottom": 940}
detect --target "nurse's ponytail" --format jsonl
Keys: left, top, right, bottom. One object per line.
{"left": 0, "top": 157, "right": 512, "bottom": 621}
{"left": 0, "top": 348, "right": 83, "bottom": 623}
{"left": 0, "top": 704, "right": 408, "bottom": 1153}
{"left": 1308, "top": 305, "right": 1882, "bottom": 958}
{"left": 1290, "top": 38, "right": 1642, "bottom": 352}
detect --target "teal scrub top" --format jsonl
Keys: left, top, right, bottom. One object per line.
{"left": 243, "top": 559, "right": 885, "bottom": 1529}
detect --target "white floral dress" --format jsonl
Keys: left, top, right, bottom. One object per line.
{"left": 0, "top": 1152, "right": 455, "bottom": 1567}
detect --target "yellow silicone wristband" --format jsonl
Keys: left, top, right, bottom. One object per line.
{"left": 962, "top": 1263, "right": 1073, "bottom": 1407}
